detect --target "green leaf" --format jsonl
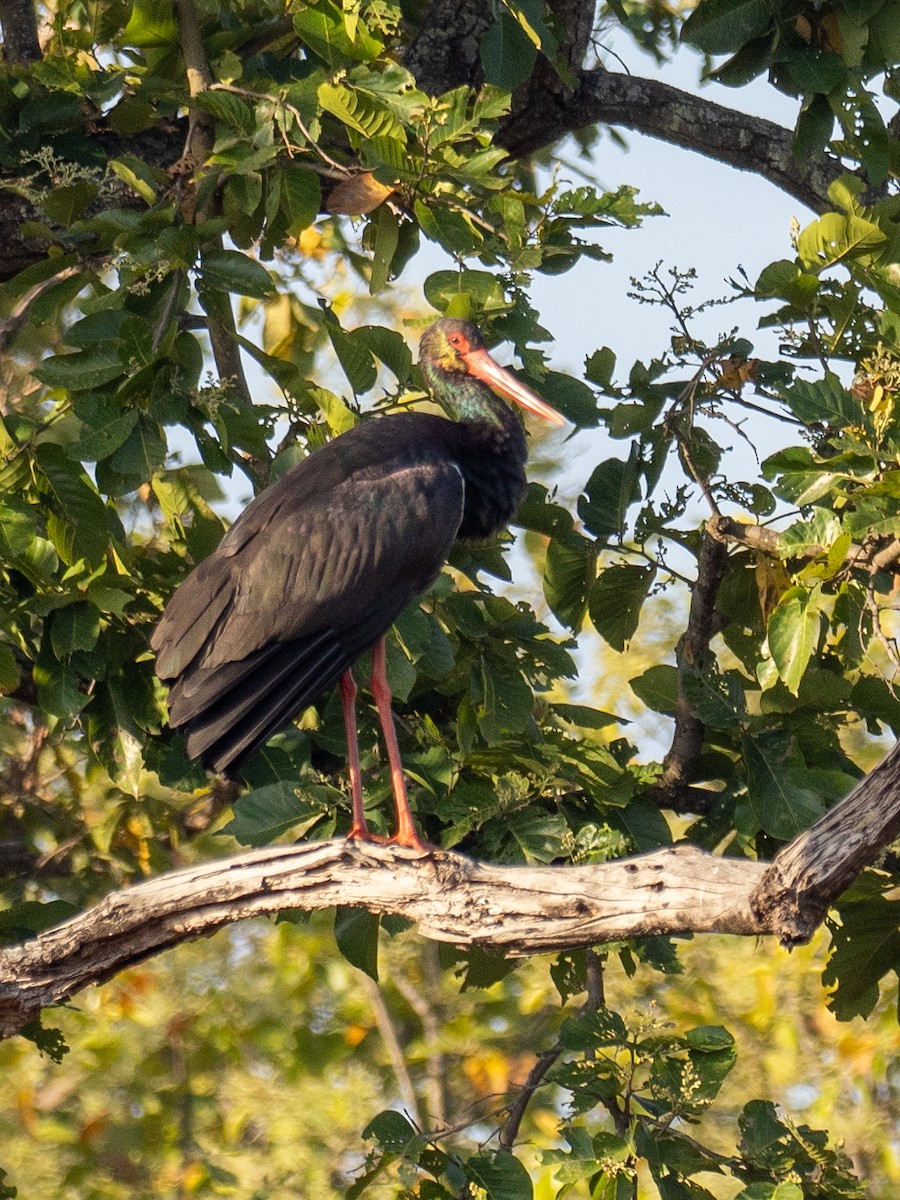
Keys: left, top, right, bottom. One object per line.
{"left": 786, "top": 49, "right": 847, "bottom": 94}
{"left": 630, "top": 664, "right": 678, "bottom": 716}
{"left": 588, "top": 564, "right": 655, "bottom": 651}
{"left": 108, "top": 416, "right": 167, "bottom": 483}
{"left": 553, "top": 704, "right": 620, "bottom": 730}
{"left": 108, "top": 156, "right": 161, "bottom": 203}
{"left": 782, "top": 372, "right": 859, "bottom": 428}
{"left": 480, "top": 11, "right": 537, "bottom": 90}
{"left": 578, "top": 450, "right": 641, "bottom": 540}
{"left": 293, "top": 2, "right": 383, "bottom": 67}
{"left": 423, "top": 269, "right": 508, "bottom": 317}
{"left": 709, "top": 35, "right": 773, "bottom": 86}
{"left": 466, "top": 1151, "right": 534, "bottom": 1200}
{"left": 50, "top": 602, "right": 101, "bottom": 657}
{"left": 767, "top": 586, "right": 821, "bottom": 694}
{"left": 318, "top": 81, "right": 402, "bottom": 140}
{"left": 477, "top": 663, "right": 534, "bottom": 743}
{"left": 743, "top": 730, "right": 824, "bottom": 839}
{"left": 334, "top": 906, "right": 379, "bottom": 981}
{"left": 199, "top": 249, "right": 274, "bottom": 298}
{"left": 559, "top": 1008, "right": 628, "bottom": 1050}
{"left": 681, "top": 0, "right": 772, "bottom": 54}
{"left": 220, "top": 782, "right": 323, "bottom": 846}
{"left": 34, "top": 636, "right": 87, "bottom": 717}
{"left": 778, "top": 508, "right": 841, "bottom": 559}
{"left": 120, "top": 0, "right": 178, "bottom": 45}
{"left": 0, "top": 498, "right": 40, "bottom": 561}
{"left": 36, "top": 347, "right": 125, "bottom": 391}
{"left": 533, "top": 371, "right": 600, "bottom": 426}
{"left": 193, "top": 89, "right": 255, "bottom": 134}
{"left": 362, "top": 1109, "right": 418, "bottom": 1152}
{"left": 280, "top": 165, "right": 321, "bottom": 235}
{"left": 585, "top": 346, "right": 616, "bottom": 388}
{"left": 325, "top": 324, "right": 378, "bottom": 394}
{"left": 824, "top": 880, "right": 900, "bottom": 1018}
{"left": 507, "top": 809, "right": 569, "bottom": 864}
{"left": 34, "top": 442, "right": 111, "bottom": 566}
{"left": 354, "top": 325, "right": 413, "bottom": 384}
{"left": 544, "top": 532, "right": 596, "bottom": 632}
{"left": 685, "top": 1025, "right": 735, "bottom": 1052}
{"left": 42, "top": 180, "right": 99, "bottom": 228}
{"left": 369, "top": 205, "right": 400, "bottom": 294}
{"left": 754, "top": 258, "right": 819, "bottom": 307}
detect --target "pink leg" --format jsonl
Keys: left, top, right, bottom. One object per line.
{"left": 370, "top": 638, "right": 428, "bottom": 850}
{"left": 339, "top": 669, "right": 371, "bottom": 840}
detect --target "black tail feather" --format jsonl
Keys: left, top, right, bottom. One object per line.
{"left": 172, "top": 635, "right": 350, "bottom": 775}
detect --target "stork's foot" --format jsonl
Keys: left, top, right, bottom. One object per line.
{"left": 386, "top": 829, "right": 434, "bottom": 853}
{"left": 345, "top": 823, "right": 433, "bottom": 852}
{"left": 346, "top": 823, "right": 391, "bottom": 845}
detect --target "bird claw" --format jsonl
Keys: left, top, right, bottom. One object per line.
{"left": 345, "top": 825, "right": 433, "bottom": 853}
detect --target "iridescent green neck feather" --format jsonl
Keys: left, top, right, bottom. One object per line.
{"left": 419, "top": 319, "right": 509, "bottom": 427}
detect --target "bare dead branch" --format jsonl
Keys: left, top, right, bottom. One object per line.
{"left": 499, "top": 1045, "right": 561, "bottom": 1152}
{"left": 0, "top": 841, "right": 766, "bottom": 1039}
{"left": 706, "top": 515, "right": 783, "bottom": 556}
{"left": 753, "top": 739, "right": 900, "bottom": 944}
{"left": 707, "top": 516, "right": 900, "bottom": 580}
{"left": 2, "top": 734, "right": 900, "bottom": 1039}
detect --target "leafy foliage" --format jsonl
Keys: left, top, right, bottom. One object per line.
{"left": 2, "top": 0, "right": 900, "bottom": 1195}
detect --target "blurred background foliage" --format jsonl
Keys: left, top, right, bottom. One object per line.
{"left": 3, "top": 0, "right": 900, "bottom": 1195}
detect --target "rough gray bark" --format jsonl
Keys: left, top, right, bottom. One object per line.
{"left": 0, "top": 0, "right": 40, "bottom": 64}
{"left": 498, "top": 67, "right": 842, "bottom": 214}
{"left": 752, "top": 739, "right": 900, "bottom": 944}
{"left": 2, "top": 737, "right": 899, "bottom": 1041}
{"left": 0, "top": 841, "right": 766, "bottom": 1039}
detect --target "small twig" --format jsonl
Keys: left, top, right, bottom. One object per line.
{"left": 0, "top": 265, "right": 80, "bottom": 352}
{"left": 806, "top": 314, "right": 831, "bottom": 375}
{"left": 732, "top": 393, "right": 805, "bottom": 427}
{"left": 498, "top": 1046, "right": 561, "bottom": 1152}
{"left": 391, "top": 947, "right": 447, "bottom": 1127}
{"left": 500, "top": 949, "right": 616, "bottom": 1152}
{"left": 361, "top": 973, "right": 422, "bottom": 1125}
{"left": 640, "top": 1113, "right": 741, "bottom": 1168}
{"left": 677, "top": 430, "right": 721, "bottom": 517}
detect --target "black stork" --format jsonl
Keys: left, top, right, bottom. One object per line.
{"left": 151, "top": 318, "right": 565, "bottom": 849}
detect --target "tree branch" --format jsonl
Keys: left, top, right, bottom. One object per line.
{"left": 645, "top": 530, "right": 729, "bottom": 811}
{"left": 0, "top": 0, "right": 40, "bottom": 64}
{"left": 753, "top": 739, "right": 900, "bottom": 944}
{"left": 498, "top": 66, "right": 841, "bottom": 214}
{"left": 3, "top": 737, "right": 900, "bottom": 1039}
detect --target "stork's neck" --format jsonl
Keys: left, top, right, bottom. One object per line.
{"left": 423, "top": 361, "right": 520, "bottom": 432}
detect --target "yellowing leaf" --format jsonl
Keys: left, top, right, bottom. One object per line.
{"left": 756, "top": 554, "right": 790, "bottom": 620}
{"left": 326, "top": 173, "right": 395, "bottom": 215}
{"left": 797, "top": 211, "right": 886, "bottom": 271}
{"left": 715, "top": 355, "right": 759, "bottom": 392}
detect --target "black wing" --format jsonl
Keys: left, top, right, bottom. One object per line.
{"left": 152, "top": 421, "right": 465, "bottom": 774}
